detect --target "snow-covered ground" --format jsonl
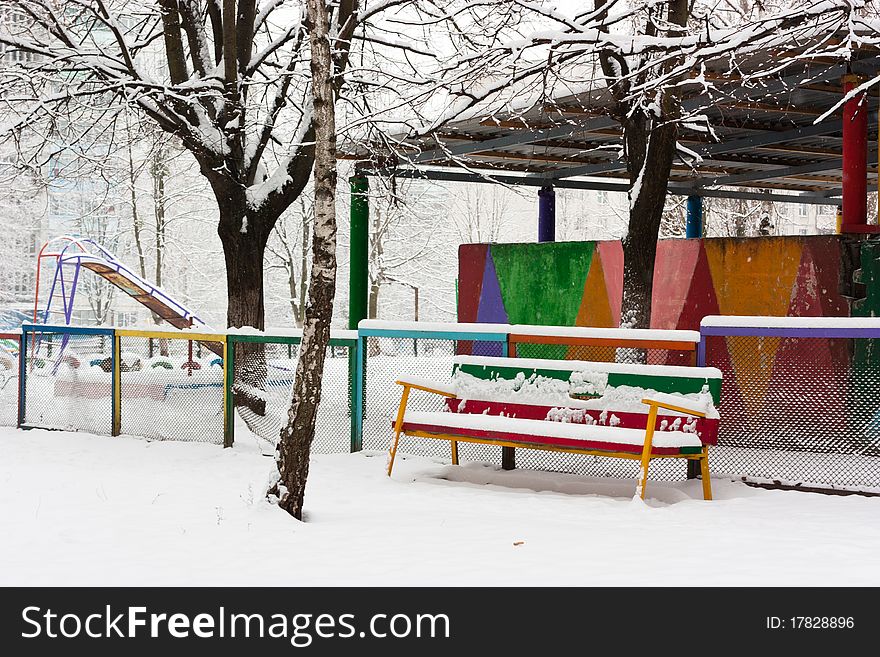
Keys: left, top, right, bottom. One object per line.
{"left": 1, "top": 425, "right": 879, "bottom": 586}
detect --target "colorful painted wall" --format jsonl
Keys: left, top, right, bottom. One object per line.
{"left": 458, "top": 236, "right": 873, "bottom": 443}
{"left": 458, "top": 236, "right": 851, "bottom": 332}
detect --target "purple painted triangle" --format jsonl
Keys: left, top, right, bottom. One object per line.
{"left": 474, "top": 248, "right": 507, "bottom": 356}
{"left": 476, "top": 247, "right": 508, "bottom": 324}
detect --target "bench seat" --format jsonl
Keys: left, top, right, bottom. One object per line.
{"left": 401, "top": 410, "right": 704, "bottom": 456}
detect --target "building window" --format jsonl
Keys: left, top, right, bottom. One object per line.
{"left": 597, "top": 190, "right": 608, "bottom": 205}
{"left": 798, "top": 205, "right": 809, "bottom": 218}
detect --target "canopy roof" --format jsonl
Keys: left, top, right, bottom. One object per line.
{"left": 345, "top": 42, "right": 880, "bottom": 207}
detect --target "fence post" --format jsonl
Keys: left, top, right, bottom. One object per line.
{"left": 112, "top": 331, "right": 121, "bottom": 436}
{"left": 224, "top": 337, "right": 235, "bottom": 448}
{"left": 351, "top": 334, "right": 365, "bottom": 452}
{"left": 500, "top": 334, "right": 516, "bottom": 469}
{"left": 17, "top": 329, "right": 27, "bottom": 428}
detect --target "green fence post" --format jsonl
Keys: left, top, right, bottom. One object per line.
{"left": 224, "top": 337, "right": 235, "bottom": 448}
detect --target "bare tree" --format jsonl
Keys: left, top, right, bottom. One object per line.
{"left": 266, "top": 196, "right": 313, "bottom": 327}
{"left": 272, "top": 0, "right": 335, "bottom": 520}
{"left": 448, "top": 184, "right": 508, "bottom": 244}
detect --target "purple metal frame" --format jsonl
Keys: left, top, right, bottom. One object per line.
{"left": 697, "top": 322, "right": 880, "bottom": 365}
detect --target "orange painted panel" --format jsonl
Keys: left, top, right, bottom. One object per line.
{"left": 572, "top": 254, "right": 616, "bottom": 360}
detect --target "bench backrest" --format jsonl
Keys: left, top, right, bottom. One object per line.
{"left": 447, "top": 355, "right": 723, "bottom": 444}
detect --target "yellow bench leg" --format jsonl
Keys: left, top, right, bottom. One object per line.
{"left": 387, "top": 385, "right": 411, "bottom": 477}
{"left": 700, "top": 447, "right": 712, "bottom": 501}
{"left": 451, "top": 440, "right": 459, "bottom": 465}
{"left": 637, "top": 405, "right": 658, "bottom": 500}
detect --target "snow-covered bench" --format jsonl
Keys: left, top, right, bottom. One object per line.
{"left": 387, "top": 356, "right": 722, "bottom": 500}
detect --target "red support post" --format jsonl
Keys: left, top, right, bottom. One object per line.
{"left": 842, "top": 74, "right": 868, "bottom": 229}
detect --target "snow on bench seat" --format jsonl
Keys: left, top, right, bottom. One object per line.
{"left": 642, "top": 391, "right": 710, "bottom": 417}
{"left": 402, "top": 410, "right": 703, "bottom": 456}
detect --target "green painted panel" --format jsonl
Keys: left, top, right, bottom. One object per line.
{"left": 491, "top": 242, "right": 595, "bottom": 359}
{"left": 454, "top": 363, "right": 722, "bottom": 404}
{"left": 607, "top": 372, "right": 721, "bottom": 403}
{"left": 456, "top": 363, "right": 570, "bottom": 382}
{"left": 850, "top": 242, "right": 880, "bottom": 439}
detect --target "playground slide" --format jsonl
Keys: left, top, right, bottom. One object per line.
{"left": 34, "top": 237, "right": 223, "bottom": 356}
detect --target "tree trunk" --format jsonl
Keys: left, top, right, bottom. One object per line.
{"left": 274, "top": 0, "right": 338, "bottom": 520}
{"left": 219, "top": 202, "right": 269, "bottom": 415}
{"left": 618, "top": 0, "right": 688, "bottom": 334}
{"left": 620, "top": 118, "right": 677, "bottom": 331}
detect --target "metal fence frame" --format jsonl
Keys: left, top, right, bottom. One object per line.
{"left": 115, "top": 328, "right": 228, "bottom": 444}
{"left": 697, "top": 316, "right": 880, "bottom": 492}
{"left": 19, "top": 324, "right": 117, "bottom": 433}
{"left": 508, "top": 325, "right": 700, "bottom": 365}
{"left": 0, "top": 330, "right": 21, "bottom": 427}
{"left": 227, "top": 330, "right": 360, "bottom": 450}
{"left": 356, "top": 322, "right": 509, "bottom": 458}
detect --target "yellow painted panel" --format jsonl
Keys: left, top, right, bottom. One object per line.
{"left": 704, "top": 238, "right": 803, "bottom": 415}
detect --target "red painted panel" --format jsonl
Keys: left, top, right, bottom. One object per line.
{"left": 457, "top": 244, "right": 488, "bottom": 323}
{"left": 457, "top": 244, "right": 489, "bottom": 355}
{"left": 597, "top": 241, "right": 623, "bottom": 325}
{"left": 443, "top": 398, "right": 718, "bottom": 445}
{"left": 651, "top": 239, "right": 702, "bottom": 330}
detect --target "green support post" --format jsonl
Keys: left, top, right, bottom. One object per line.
{"left": 350, "top": 174, "right": 369, "bottom": 452}
{"left": 349, "top": 174, "right": 369, "bottom": 331}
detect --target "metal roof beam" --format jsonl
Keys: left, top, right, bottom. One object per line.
{"left": 385, "top": 167, "right": 841, "bottom": 204}
{"left": 544, "top": 111, "right": 878, "bottom": 181}
{"left": 707, "top": 151, "right": 877, "bottom": 186}
{"left": 406, "top": 55, "right": 880, "bottom": 168}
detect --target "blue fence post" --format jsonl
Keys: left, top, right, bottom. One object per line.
{"left": 352, "top": 333, "right": 366, "bottom": 452}
{"left": 17, "top": 329, "right": 27, "bottom": 428}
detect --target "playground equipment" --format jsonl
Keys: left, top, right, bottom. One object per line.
{"left": 34, "top": 236, "right": 207, "bottom": 331}
{"left": 31, "top": 237, "right": 222, "bottom": 368}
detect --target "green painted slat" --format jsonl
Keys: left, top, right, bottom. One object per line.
{"left": 454, "top": 363, "right": 722, "bottom": 404}
{"left": 606, "top": 372, "right": 722, "bottom": 403}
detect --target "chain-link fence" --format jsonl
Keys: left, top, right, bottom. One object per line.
{"left": 0, "top": 332, "right": 20, "bottom": 427}
{"left": 229, "top": 333, "right": 356, "bottom": 454}
{"left": 21, "top": 327, "right": 114, "bottom": 434}
{"left": 116, "top": 331, "right": 226, "bottom": 444}
{"left": 702, "top": 329, "right": 880, "bottom": 490}
{"left": 360, "top": 331, "right": 689, "bottom": 481}
{"left": 509, "top": 340, "right": 696, "bottom": 366}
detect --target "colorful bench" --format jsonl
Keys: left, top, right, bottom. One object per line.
{"left": 387, "top": 355, "right": 723, "bottom": 500}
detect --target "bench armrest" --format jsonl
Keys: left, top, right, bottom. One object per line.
{"left": 641, "top": 392, "right": 708, "bottom": 418}
{"left": 395, "top": 376, "right": 457, "bottom": 398}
